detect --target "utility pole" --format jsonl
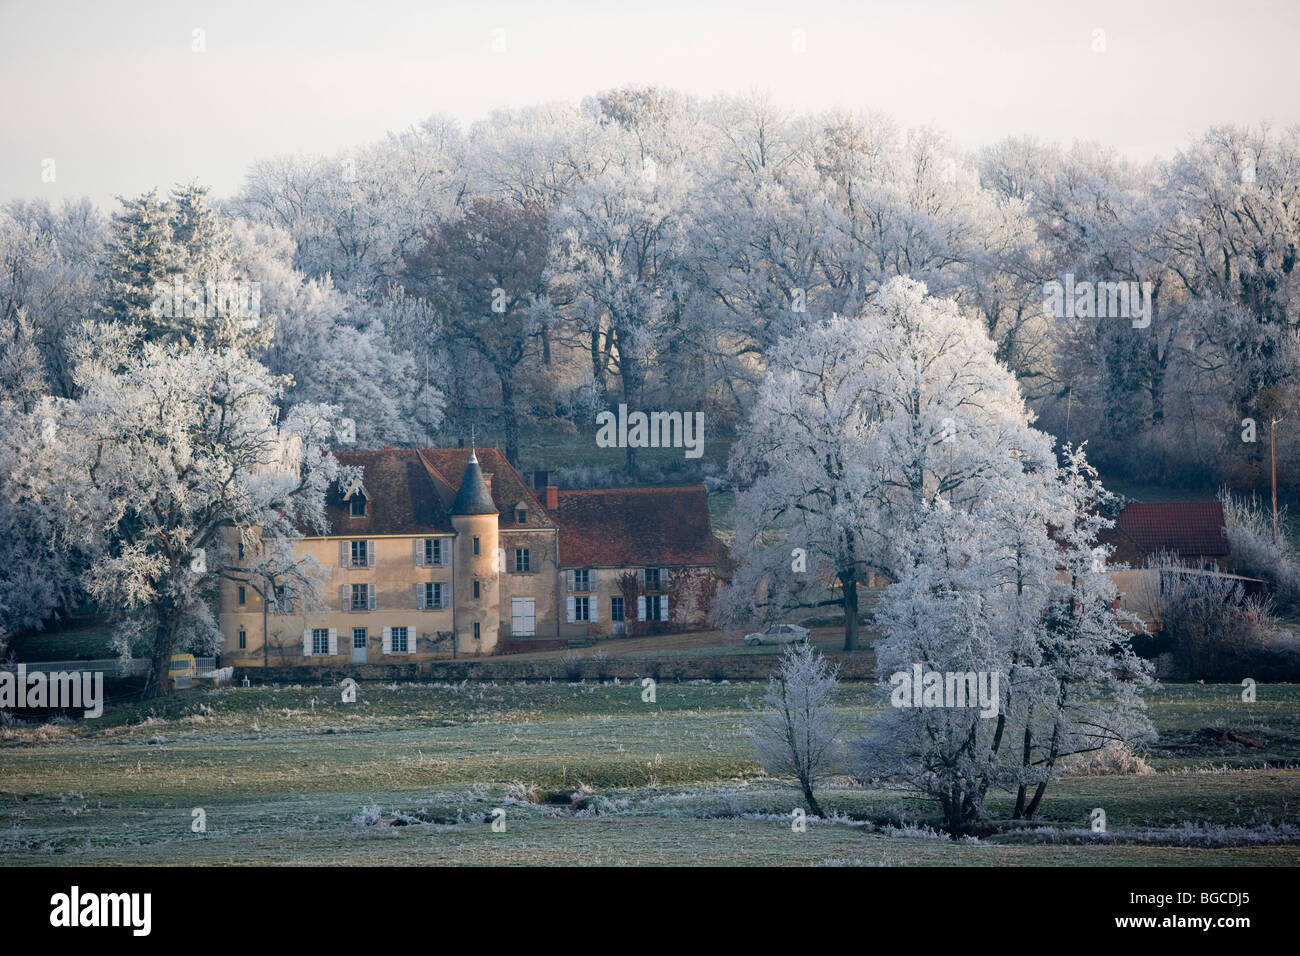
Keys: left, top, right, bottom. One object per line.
{"left": 1271, "top": 415, "right": 1284, "bottom": 544}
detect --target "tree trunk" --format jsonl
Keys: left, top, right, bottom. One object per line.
{"left": 499, "top": 371, "right": 520, "bottom": 467}
{"left": 841, "top": 566, "right": 859, "bottom": 651}
{"left": 143, "top": 605, "right": 180, "bottom": 699}
{"left": 801, "top": 780, "right": 825, "bottom": 819}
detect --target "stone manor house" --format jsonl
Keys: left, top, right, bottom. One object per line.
{"left": 217, "top": 447, "right": 724, "bottom": 664}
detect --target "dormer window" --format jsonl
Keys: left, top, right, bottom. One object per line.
{"left": 516, "top": 507, "right": 527, "bottom": 523}
{"left": 350, "top": 494, "right": 366, "bottom": 517}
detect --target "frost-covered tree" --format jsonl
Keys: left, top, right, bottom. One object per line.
{"left": 861, "top": 444, "right": 1154, "bottom": 833}
{"left": 51, "top": 330, "right": 358, "bottom": 696}
{"left": 750, "top": 642, "right": 843, "bottom": 818}
{"left": 718, "top": 277, "right": 1055, "bottom": 650}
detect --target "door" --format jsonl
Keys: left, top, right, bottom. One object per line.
{"left": 511, "top": 598, "right": 535, "bottom": 637}
{"left": 352, "top": 627, "right": 368, "bottom": 663}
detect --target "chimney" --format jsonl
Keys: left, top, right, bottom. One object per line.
{"left": 483, "top": 473, "right": 493, "bottom": 494}
{"left": 545, "top": 485, "right": 558, "bottom": 510}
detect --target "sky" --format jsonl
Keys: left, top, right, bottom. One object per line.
{"left": 2, "top": 0, "right": 1298, "bottom": 210}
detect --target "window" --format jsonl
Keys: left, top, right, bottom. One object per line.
{"left": 390, "top": 626, "right": 408, "bottom": 653}
{"left": 351, "top": 540, "right": 368, "bottom": 567}
{"left": 353, "top": 627, "right": 367, "bottom": 650}
{"left": 512, "top": 598, "right": 536, "bottom": 636}
{"left": 273, "top": 585, "right": 289, "bottom": 613}
{"left": 238, "top": 585, "right": 246, "bottom": 605}
{"left": 351, "top": 583, "right": 368, "bottom": 611}
{"left": 574, "top": 596, "right": 591, "bottom": 621}
{"left": 424, "top": 582, "right": 444, "bottom": 610}
{"left": 312, "top": 628, "right": 330, "bottom": 655}
{"left": 472, "top": 536, "right": 480, "bottom": 556}
{"left": 610, "top": 596, "right": 625, "bottom": 622}
{"left": 644, "top": 567, "right": 661, "bottom": 590}
{"left": 350, "top": 494, "right": 366, "bottom": 517}
{"left": 473, "top": 622, "right": 481, "bottom": 641}
{"left": 473, "top": 580, "right": 480, "bottom": 599}
{"left": 573, "top": 568, "right": 590, "bottom": 592}
{"left": 516, "top": 507, "right": 527, "bottom": 523}
{"left": 646, "top": 595, "right": 664, "bottom": 621}
{"left": 238, "top": 628, "right": 246, "bottom": 649}
{"left": 237, "top": 542, "right": 245, "bottom": 560}
{"left": 424, "top": 538, "right": 442, "bottom": 565}
{"left": 514, "top": 548, "right": 530, "bottom": 573}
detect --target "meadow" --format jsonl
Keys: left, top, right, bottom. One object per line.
{"left": 1, "top": 680, "right": 1297, "bottom": 865}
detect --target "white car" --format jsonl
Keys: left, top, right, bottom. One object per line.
{"left": 743, "top": 623, "right": 811, "bottom": 646}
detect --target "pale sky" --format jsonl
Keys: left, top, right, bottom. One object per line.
{"left": 3, "top": 0, "right": 1298, "bottom": 210}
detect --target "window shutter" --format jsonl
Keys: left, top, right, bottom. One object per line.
{"left": 328, "top": 628, "right": 338, "bottom": 655}
{"left": 339, "top": 585, "right": 348, "bottom": 611}
{"left": 661, "top": 597, "right": 670, "bottom": 622}
{"left": 302, "top": 629, "right": 312, "bottom": 657}
{"left": 367, "top": 583, "right": 376, "bottom": 610}
{"left": 367, "top": 541, "right": 376, "bottom": 567}
{"left": 438, "top": 540, "right": 447, "bottom": 565}
{"left": 590, "top": 595, "right": 599, "bottom": 623}
{"left": 566, "top": 596, "right": 575, "bottom": 623}
{"left": 566, "top": 570, "right": 575, "bottom": 592}
{"left": 340, "top": 541, "right": 349, "bottom": 566}
{"left": 415, "top": 582, "right": 425, "bottom": 610}
{"left": 414, "top": 539, "right": 424, "bottom": 566}
{"left": 437, "top": 584, "right": 446, "bottom": 610}
{"left": 408, "top": 626, "right": 418, "bottom": 655}
{"left": 381, "top": 627, "right": 391, "bottom": 654}
{"left": 636, "top": 569, "right": 646, "bottom": 588}
{"left": 637, "top": 596, "right": 646, "bottom": 621}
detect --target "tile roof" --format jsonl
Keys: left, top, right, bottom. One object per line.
{"left": 418, "top": 448, "right": 556, "bottom": 531}
{"left": 551, "top": 485, "right": 721, "bottom": 567}
{"left": 324, "top": 448, "right": 453, "bottom": 535}
{"left": 319, "top": 447, "right": 557, "bottom": 537}
{"left": 1101, "top": 501, "right": 1230, "bottom": 561}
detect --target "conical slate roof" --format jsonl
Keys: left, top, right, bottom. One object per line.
{"left": 449, "top": 450, "right": 498, "bottom": 515}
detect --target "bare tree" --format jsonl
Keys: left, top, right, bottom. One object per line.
{"left": 750, "top": 643, "right": 842, "bottom": 818}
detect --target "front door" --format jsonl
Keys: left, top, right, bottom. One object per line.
{"left": 352, "top": 627, "right": 368, "bottom": 663}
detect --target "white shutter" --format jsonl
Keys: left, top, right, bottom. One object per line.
{"left": 339, "top": 585, "right": 349, "bottom": 611}
{"left": 414, "top": 539, "right": 424, "bottom": 566}
{"left": 367, "top": 541, "right": 376, "bottom": 567}
{"left": 566, "top": 596, "right": 575, "bottom": 623}
{"left": 566, "top": 570, "right": 575, "bottom": 592}
{"left": 415, "top": 582, "right": 425, "bottom": 610}
{"left": 637, "top": 596, "right": 646, "bottom": 621}
{"left": 328, "top": 628, "right": 338, "bottom": 655}
{"left": 302, "top": 629, "right": 312, "bottom": 657}
{"left": 408, "top": 625, "right": 418, "bottom": 655}
{"left": 340, "top": 541, "right": 349, "bottom": 566}
{"left": 660, "top": 597, "right": 670, "bottom": 622}
{"left": 382, "top": 627, "right": 392, "bottom": 654}
{"left": 637, "top": 569, "right": 646, "bottom": 588}
{"left": 367, "top": 583, "right": 376, "bottom": 610}
{"left": 591, "top": 595, "right": 599, "bottom": 623}
{"left": 438, "top": 540, "right": 447, "bottom": 565}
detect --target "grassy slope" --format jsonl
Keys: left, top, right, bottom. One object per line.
{"left": 2, "top": 682, "right": 1297, "bottom": 865}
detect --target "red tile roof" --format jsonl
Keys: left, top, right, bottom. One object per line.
{"left": 324, "top": 448, "right": 452, "bottom": 535}
{"left": 1106, "top": 501, "right": 1229, "bottom": 560}
{"left": 320, "top": 447, "right": 556, "bottom": 536}
{"left": 552, "top": 485, "right": 721, "bottom": 567}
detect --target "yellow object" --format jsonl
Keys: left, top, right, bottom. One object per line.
{"left": 168, "top": 653, "right": 197, "bottom": 677}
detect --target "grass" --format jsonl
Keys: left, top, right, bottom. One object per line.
{"left": 2, "top": 681, "right": 1297, "bottom": 865}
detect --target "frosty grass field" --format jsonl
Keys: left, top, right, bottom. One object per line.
{"left": 1, "top": 680, "right": 1297, "bottom": 865}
